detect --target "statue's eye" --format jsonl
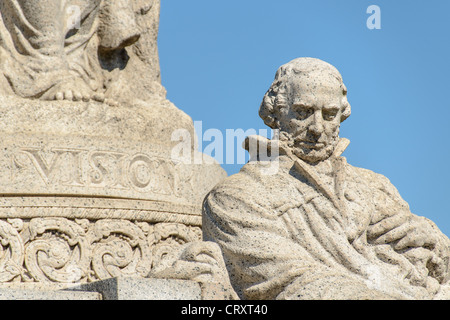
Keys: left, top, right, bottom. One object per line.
{"left": 292, "top": 105, "right": 314, "bottom": 120}
{"left": 322, "top": 108, "right": 338, "bottom": 121}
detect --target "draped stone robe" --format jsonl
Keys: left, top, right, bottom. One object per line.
{"left": 203, "top": 143, "right": 450, "bottom": 300}
{"left": 0, "top": 0, "right": 102, "bottom": 98}
{"left": 0, "top": 0, "right": 140, "bottom": 99}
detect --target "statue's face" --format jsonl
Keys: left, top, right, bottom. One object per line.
{"left": 278, "top": 74, "right": 344, "bottom": 164}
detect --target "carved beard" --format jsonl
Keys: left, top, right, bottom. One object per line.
{"left": 279, "top": 130, "right": 340, "bottom": 164}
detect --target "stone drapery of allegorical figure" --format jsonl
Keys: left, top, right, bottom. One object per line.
{"left": 0, "top": 0, "right": 165, "bottom": 105}
{"left": 202, "top": 57, "right": 450, "bottom": 300}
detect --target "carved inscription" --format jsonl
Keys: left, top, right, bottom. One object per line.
{"left": 89, "top": 151, "right": 128, "bottom": 189}
{"left": 20, "top": 148, "right": 85, "bottom": 187}
{"left": 11, "top": 148, "right": 185, "bottom": 196}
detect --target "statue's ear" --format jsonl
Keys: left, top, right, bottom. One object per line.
{"left": 260, "top": 89, "right": 281, "bottom": 130}
{"left": 341, "top": 101, "right": 351, "bottom": 123}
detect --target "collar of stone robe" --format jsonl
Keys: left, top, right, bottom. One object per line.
{"left": 243, "top": 135, "right": 351, "bottom": 226}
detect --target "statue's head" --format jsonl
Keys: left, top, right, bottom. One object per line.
{"left": 259, "top": 58, "right": 351, "bottom": 164}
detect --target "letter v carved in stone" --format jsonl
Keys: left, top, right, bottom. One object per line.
{"left": 21, "top": 148, "right": 83, "bottom": 186}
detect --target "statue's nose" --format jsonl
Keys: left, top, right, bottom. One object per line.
{"left": 308, "top": 111, "right": 324, "bottom": 136}
{"left": 98, "top": 0, "right": 141, "bottom": 51}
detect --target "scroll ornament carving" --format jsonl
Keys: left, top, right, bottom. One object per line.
{"left": 0, "top": 219, "right": 24, "bottom": 282}
{"left": 152, "top": 223, "right": 202, "bottom": 269}
{"left": 0, "top": 217, "right": 202, "bottom": 284}
{"left": 23, "top": 218, "right": 91, "bottom": 283}
{"left": 90, "top": 219, "right": 152, "bottom": 280}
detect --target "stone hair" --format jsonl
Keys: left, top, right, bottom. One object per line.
{"left": 259, "top": 58, "right": 352, "bottom": 129}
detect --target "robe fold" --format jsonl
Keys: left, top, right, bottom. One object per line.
{"left": 0, "top": 0, "right": 102, "bottom": 98}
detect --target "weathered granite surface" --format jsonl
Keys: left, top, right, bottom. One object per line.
{"left": 69, "top": 277, "right": 202, "bottom": 300}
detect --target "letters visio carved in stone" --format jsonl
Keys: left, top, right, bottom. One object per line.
{"left": 12, "top": 147, "right": 184, "bottom": 196}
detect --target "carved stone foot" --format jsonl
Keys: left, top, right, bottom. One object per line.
{"left": 41, "top": 78, "right": 95, "bottom": 102}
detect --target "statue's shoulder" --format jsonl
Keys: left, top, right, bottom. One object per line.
{"left": 347, "top": 163, "right": 378, "bottom": 178}
{"left": 345, "top": 162, "right": 407, "bottom": 203}
{"left": 207, "top": 163, "right": 267, "bottom": 198}
{"left": 204, "top": 160, "right": 293, "bottom": 213}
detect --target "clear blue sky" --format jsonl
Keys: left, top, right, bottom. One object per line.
{"left": 158, "top": 0, "right": 450, "bottom": 236}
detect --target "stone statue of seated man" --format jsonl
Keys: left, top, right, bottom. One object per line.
{"left": 0, "top": 0, "right": 140, "bottom": 101}
{"left": 202, "top": 57, "right": 450, "bottom": 300}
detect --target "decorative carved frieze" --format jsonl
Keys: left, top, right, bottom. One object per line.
{"left": 0, "top": 216, "right": 201, "bottom": 284}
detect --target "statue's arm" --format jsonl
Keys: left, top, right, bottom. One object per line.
{"left": 364, "top": 169, "right": 450, "bottom": 284}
